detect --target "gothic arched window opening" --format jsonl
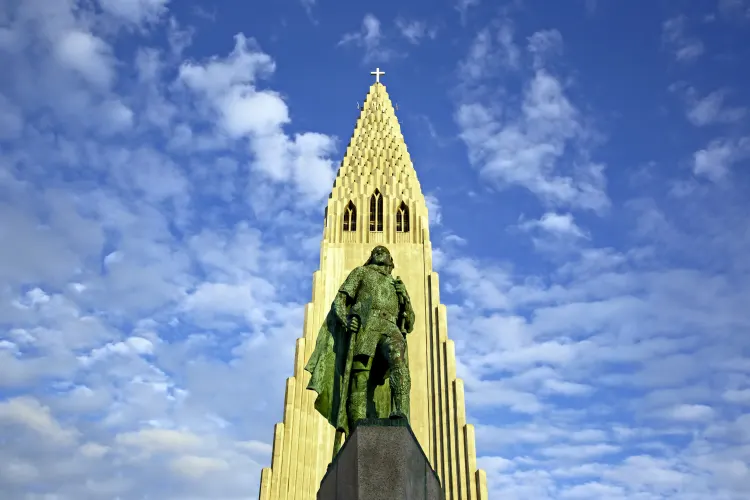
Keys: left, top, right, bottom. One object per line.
{"left": 369, "top": 189, "right": 383, "bottom": 232}
{"left": 343, "top": 201, "right": 357, "bottom": 231}
{"left": 396, "top": 202, "right": 410, "bottom": 233}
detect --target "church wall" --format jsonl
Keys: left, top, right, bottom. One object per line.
{"left": 258, "top": 81, "right": 486, "bottom": 500}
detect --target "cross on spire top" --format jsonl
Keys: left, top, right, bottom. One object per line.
{"left": 370, "top": 67, "right": 385, "bottom": 83}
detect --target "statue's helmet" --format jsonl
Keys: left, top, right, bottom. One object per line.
{"left": 371, "top": 245, "right": 390, "bottom": 257}
{"left": 367, "top": 245, "right": 394, "bottom": 271}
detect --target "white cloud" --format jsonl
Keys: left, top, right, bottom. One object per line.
{"left": 235, "top": 440, "right": 272, "bottom": 456}
{"left": 0, "top": 1, "right": 337, "bottom": 496}
{"left": 425, "top": 193, "right": 443, "bottom": 226}
{"left": 1, "top": 2, "right": 749, "bottom": 499}
{"left": 560, "top": 482, "right": 625, "bottom": 499}
{"left": 456, "top": 0, "right": 481, "bottom": 24}
{"left": 219, "top": 87, "right": 290, "bottom": 137}
{"left": 542, "top": 443, "right": 620, "bottom": 460}
{"left": 723, "top": 388, "right": 750, "bottom": 404}
{"left": 543, "top": 379, "right": 593, "bottom": 396}
{"left": 0, "top": 397, "right": 77, "bottom": 445}
{"left": 662, "top": 15, "right": 705, "bottom": 63}
{"left": 55, "top": 29, "right": 115, "bottom": 88}
{"left": 0, "top": 459, "right": 40, "bottom": 485}
{"left": 116, "top": 428, "right": 203, "bottom": 453}
{"left": 300, "top": 0, "right": 315, "bottom": 16}
{"left": 456, "top": 74, "right": 608, "bottom": 211}
{"left": 718, "top": 0, "right": 750, "bottom": 18}
{"left": 178, "top": 34, "right": 275, "bottom": 94}
{"left": 79, "top": 442, "right": 110, "bottom": 458}
{"left": 80, "top": 336, "right": 155, "bottom": 366}
{"left": 459, "top": 30, "right": 493, "bottom": 81}
{"left": 395, "top": 18, "right": 437, "bottom": 44}
{"left": 338, "top": 13, "right": 394, "bottom": 63}
{"left": 693, "top": 136, "right": 750, "bottom": 181}
{"left": 98, "top": 0, "right": 170, "bottom": 25}
{"left": 170, "top": 455, "right": 229, "bottom": 478}
{"left": 456, "top": 24, "right": 608, "bottom": 212}
{"left": 182, "top": 282, "right": 265, "bottom": 318}
{"left": 685, "top": 89, "right": 746, "bottom": 126}
{"left": 603, "top": 455, "right": 692, "bottom": 491}
{"left": 663, "top": 403, "right": 716, "bottom": 422}
{"left": 520, "top": 212, "right": 588, "bottom": 239}
{"left": 0, "top": 94, "right": 23, "bottom": 139}
{"left": 459, "top": 21, "right": 520, "bottom": 81}
{"left": 527, "top": 29, "right": 563, "bottom": 68}
{"left": 442, "top": 188, "right": 750, "bottom": 497}
{"left": 468, "top": 381, "right": 544, "bottom": 413}
{"left": 179, "top": 34, "right": 336, "bottom": 202}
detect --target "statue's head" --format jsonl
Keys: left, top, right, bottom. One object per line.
{"left": 366, "top": 245, "right": 394, "bottom": 274}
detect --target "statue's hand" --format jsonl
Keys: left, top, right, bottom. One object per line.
{"left": 349, "top": 315, "right": 361, "bottom": 332}
{"left": 393, "top": 279, "right": 407, "bottom": 297}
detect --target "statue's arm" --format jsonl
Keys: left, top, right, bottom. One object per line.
{"left": 333, "top": 292, "right": 350, "bottom": 326}
{"left": 395, "top": 280, "right": 415, "bottom": 334}
{"left": 402, "top": 293, "right": 415, "bottom": 334}
{"left": 333, "top": 267, "right": 364, "bottom": 326}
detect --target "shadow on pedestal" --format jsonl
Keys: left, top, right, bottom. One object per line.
{"left": 317, "top": 418, "right": 444, "bottom": 500}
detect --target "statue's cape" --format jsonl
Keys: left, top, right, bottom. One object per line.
{"left": 304, "top": 304, "right": 393, "bottom": 436}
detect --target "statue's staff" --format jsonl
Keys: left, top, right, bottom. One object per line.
{"left": 394, "top": 276, "right": 407, "bottom": 336}
{"left": 331, "top": 310, "right": 362, "bottom": 461}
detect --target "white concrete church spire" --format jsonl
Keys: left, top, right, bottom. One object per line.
{"left": 327, "top": 70, "right": 424, "bottom": 244}
{"left": 258, "top": 74, "right": 489, "bottom": 500}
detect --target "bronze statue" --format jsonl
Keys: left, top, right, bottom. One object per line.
{"left": 305, "top": 245, "right": 415, "bottom": 459}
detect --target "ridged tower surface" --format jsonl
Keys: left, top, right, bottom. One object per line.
{"left": 258, "top": 81, "right": 489, "bottom": 500}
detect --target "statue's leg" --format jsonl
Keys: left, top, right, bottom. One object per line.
{"left": 381, "top": 329, "right": 411, "bottom": 421}
{"left": 347, "top": 356, "right": 371, "bottom": 432}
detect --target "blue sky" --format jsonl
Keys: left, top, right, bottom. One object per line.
{"left": 1, "top": 0, "right": 750, "bottom": 498}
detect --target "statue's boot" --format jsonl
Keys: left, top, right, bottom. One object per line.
{"left": 348, "top": 371, "right": 369, "bottom": 431}
{"left": 389, "top": 359, "right": 411, "bottom": 421}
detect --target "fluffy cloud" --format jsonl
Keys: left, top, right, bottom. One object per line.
{"left": 519, "top": 212, "right": 588, "bottom": 238}
{"left": 718, "top": 0, "right": 750, "bottom": 18}
{"left": 693, "top": 136, "right": 750, "bottom": 181}
{"left": 55, "top": 30, "right": 116, "bottom": 88}
{"left": 424, "top": 193, "right": 443, "bottom": 226}
{"left": 98, "top": 0, "right": 170, "bottom": 25}
{"left": 435, "top": 172, "right": 750, "bottom": 497}
{"left": 455, "top": 25, "right": 609, "bottom": 212}
{"left": 456, "top": 0, "right": 481, "bottom": 24}
{"left": 685, "top": 89, "right": 747, "bottom": 126}
{"left": 0, "top": 397, "right": 78, "bottom": 445}
{"left": 300, "top": 0, "right": 316, "bottom": 16}
{"left": 662, "top": 15, "right": 705, "bottom": 63}
{"left": 0, "top": 1, "right": 333, "bottom": 498}
{"left": 458, "top": 21, "right": 519, "bottom": 80}
{"left": 338, "top": 13, "right": 394, "bottom": 63}
{"left": 178, "top": 34, "right": 336, "bottom": 202}
{"left": 2, "top": 2, "right": 749, "bottom": 499}
{"left": 395, "top": 18, "right": 438, "bottom": 44}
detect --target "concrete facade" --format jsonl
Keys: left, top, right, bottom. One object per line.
{"left": 258, "top": 82, "right": 488, "bottom": 500}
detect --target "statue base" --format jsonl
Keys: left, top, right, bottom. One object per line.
{"left": 317, "top": 418, "right": 444, "bottom": 500}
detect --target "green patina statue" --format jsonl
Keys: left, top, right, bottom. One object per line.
{"left": 305, "top": 245, "right": 415, "bottom": 460}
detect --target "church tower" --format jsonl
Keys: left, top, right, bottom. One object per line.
{"left": 258, "top": 71, "right": 489, "bottom": 500}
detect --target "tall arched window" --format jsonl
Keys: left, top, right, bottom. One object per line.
{"left": 369, "top": 189, "right": 383, "bottom": 232}
{"left": 396, "top": 201, "right": 410, "bottom": 233}
{"left": 343, "top": 201, "right": 357, "bottom": 231}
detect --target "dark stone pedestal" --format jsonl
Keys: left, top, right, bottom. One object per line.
{"left": 317, "top": 418, "right": 444, "bottom": 500}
